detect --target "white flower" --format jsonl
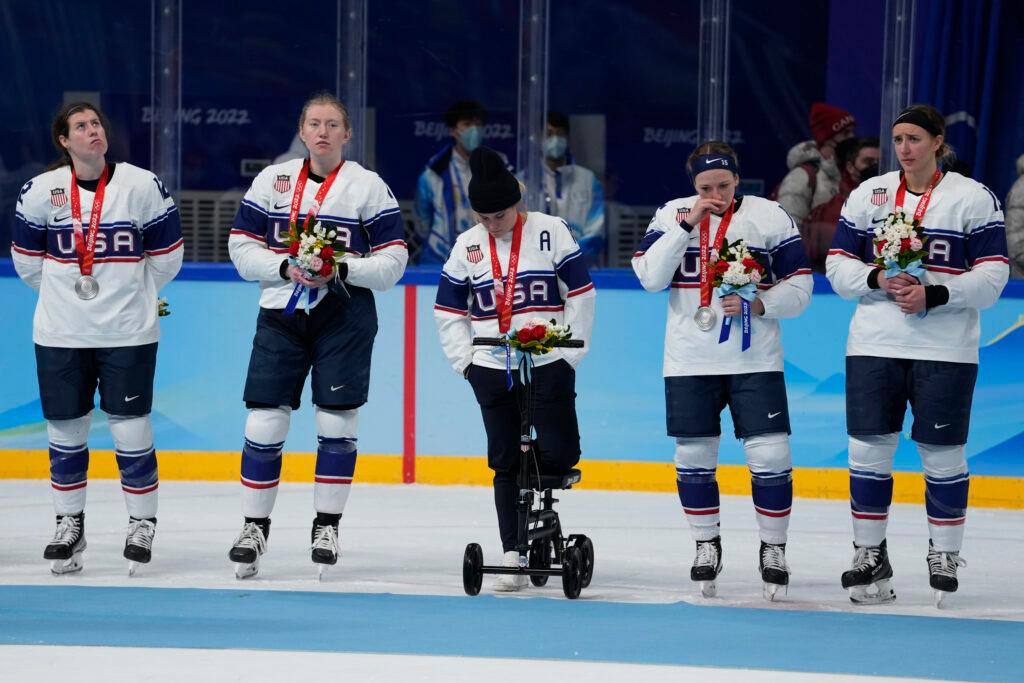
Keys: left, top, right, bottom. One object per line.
{"left": 524, "top": 317, "right": 552, "bottom": 330}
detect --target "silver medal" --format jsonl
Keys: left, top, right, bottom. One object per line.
{"left": 75, "top": 275, "right": 99, "bottom": 300}
{"left": 694, "top": 305, "right": 717, "bottom": 332}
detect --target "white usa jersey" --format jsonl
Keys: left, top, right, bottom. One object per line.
{"left": 229, "top": 158, "right": 408, "bottom": 309}
{"left": 433, "top": 212, "right": 596, "bottom": 373}
{"left": 12, "top": 162, "right": 183, "bottom": 348}
{"left": 826, "top": 171, "right": 1009, "bottom": 364}
{"left": 632, "top": 195, "right": 813, "bottom": 377}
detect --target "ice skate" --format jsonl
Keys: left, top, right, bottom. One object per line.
{"left": 691, "top": 537, "right": 723, "bottom": 598}
{"left": 759, "top": 542, "right": 789, "bottom": 601}
{"left": 494, "top": 551, "right": 528, "bottom": 592}
{"left": 927, "top": 542, "right": 966, "bottom": 608}
{"left": 841, "top": 539, "right": 896, "bottom": 604}
{"left": 124, "top": 518, "right": 156, "bottom": 576}
{"left": 311, "top": 515, "right": 340, "bottom": 581}
{"left": 229, "top": 519, "right": 269, "bottom": 580}
{"left": 44, "top": 513, "right": 86, "bottom": 575}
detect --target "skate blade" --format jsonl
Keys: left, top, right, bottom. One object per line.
{"left": 318, "top": 564, "right": 328, "bottom": 582}
{"left": 235, "top": 562, "right": 259, "bottom": 580}
{"left": 50, "top": 554, "right": 84, "bottom": 575}
{"left": 128, "top": 561, "right": 139, "bottom": 577}
{"left": 849, "top": 579, "right": 896, "bottom": 605}
{"left": 699, "top": 580, "right": 717, "bottom": 598}
{"left": 934, "top": 589, "right": 952, "bottom": 608}
{"left": 763, "top": 582, "right": 787, "bottom": 601}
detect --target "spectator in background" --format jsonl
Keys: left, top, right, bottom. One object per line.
{"left": 415, "top": 100, "right": 489, "bottom": 265}
{"left": 1006, "top": 153, "right": 1024, "bottom": 278}
{"left": 776, "top": 103, "right": 856, "bottom": 225}
{"left": 542, "top": 112, "right": 606, "bottom": 268}
{"left": 801, "top": 136, "right": 879, "bottom": 273}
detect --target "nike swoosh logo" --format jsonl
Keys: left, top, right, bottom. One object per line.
{"left": 125, "top": 395, "right": 140, "bottom": 402}
{"left": 768, "top": 411, "right": 782, "bottom": 419}
{"left": 54, "top": 214, "right": 71, "bottom": 222}
{"left": 274, "top": 202, "right": 289, "bottom": 209}
{"left": 935, "top": 423, "right": 950, "bottom": 429}
{"left": 470, "top": 271, "right": 489, "bottom": 282}
{"left": 870, "top": 217, "right": 886, "bottom": 224}
{"left": 330, "top": 385, "right": 345, "bottom": 392}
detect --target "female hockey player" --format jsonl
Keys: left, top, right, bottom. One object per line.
{"left": 632, "top": 141, "right": 813, "bottom": 600}
{"left": 826, "top": 104, "right": 1009, "bottom": 606}
{"left": 433, "top": 146, "right": 596, "bottom": 591}
{"left": 226, "top": 92, "right": 407, "bottom": 579}
{"left": 12, "top": 101, "right": 183, "bottom": 576}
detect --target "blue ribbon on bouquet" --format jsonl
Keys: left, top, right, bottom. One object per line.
{"left": 883, "top": 258, "right": 927, "bottom": 318}
{"left": 716, "top": 282, "right": 757, "bottom": 351}
{"left": 282, "top": 256, "right": 320, "bottom": 316}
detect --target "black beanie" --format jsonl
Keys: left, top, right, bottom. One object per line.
{"left": 468, "top": 146, "right": 521, "bottom": 213}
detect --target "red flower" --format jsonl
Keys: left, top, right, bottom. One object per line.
{"left": 321, "top": 246, "right": 334, "bottom": 260}
{"left": 742, "top": 257, "right": 762, "bottom": 272}
{"left": 900, "top": 238, "right": 911, "bottom": 250}
{"left": 713, "top": 261, "right": 730, "bottom": 273}
{"left": 318, "top": 262, "right": 334, "bottom": 277}
{"left": 288, "top": 241, "right": 300, "bottom": 256}
{"left": 518, "top": 325, "right": 546, "bottom": 343}
{"left": 877, "top": 239, "right": 887, "bottom": 250}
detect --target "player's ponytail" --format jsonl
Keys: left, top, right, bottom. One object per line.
{"left": 47, "top": 101, "right": 111, "bottom": 170}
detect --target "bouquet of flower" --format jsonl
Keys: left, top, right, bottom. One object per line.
{"left": 710, "top": 238, "right": 767, "bottom": 351}
{"left": 508, "top": 318, "right": 573, "bottom": 355}
{"left": 281, "top": 218, "right": 346, "bottom": 314}
{"left": 711, "top": 238, "right": 767, "bottom": 290}
{"left": 872, "top": 211, "right": 927, "bottom": 278}
{"left": 284, "top": 218, "right": 339, "bottom": 278}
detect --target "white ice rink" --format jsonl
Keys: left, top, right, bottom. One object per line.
{"left": 2, "top": 480, "right": 1022, "bottom": 681}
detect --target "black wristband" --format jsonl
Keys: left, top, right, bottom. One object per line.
{"left": 867, "top": 269, "right": 881, "bottom": 289}
{"left": 279, "top": 259, "right": 290, "bottom": 280}
{"left": 336, "top": 261, "right": 348, "bottom": 282}
{"left": 924, "top": 285, "right": 949, "bottom": 309}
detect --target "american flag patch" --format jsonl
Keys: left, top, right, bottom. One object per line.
{"left": 50, "top": 188, "right": 67, "bottom": 207}
{"left": 676, "top": 207, "right": 690, "bottom": 224}
{"left": 466, "top": 244, "right": 483, "bottom": 263}
{"left": 274, "top": 175, "right": 292, "bottom": 193}
{"left": 870, "top": 188, "right": 888, "bottom": 206}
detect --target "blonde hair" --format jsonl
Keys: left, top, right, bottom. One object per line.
{"left": 298, "top": 91, "right": 350, "bottom": 131}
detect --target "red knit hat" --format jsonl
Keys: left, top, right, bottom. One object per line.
{"left": 809, "top": 103, "right": 855, "bottom": 147}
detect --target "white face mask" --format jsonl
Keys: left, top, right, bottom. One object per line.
{"left": 543, "top": 135, "right": 568, "bottom": 160}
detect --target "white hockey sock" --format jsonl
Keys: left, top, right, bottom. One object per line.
{"left": 47, "top": 415, "right": 92, "bottom": 515}
{"left": 314, "top": 407, "right": 359, "bottom": 515}
{"left": 241, "top": 407, "right": 291, "bottom": 519}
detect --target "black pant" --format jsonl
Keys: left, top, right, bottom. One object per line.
{"left": 467, "top": 359, "right": 581, "bottom": 551}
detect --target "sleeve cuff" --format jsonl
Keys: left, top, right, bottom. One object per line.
{"left": 866, "top": 268, "right": 881, "bottom": 289}
{"left": 925, "top": 285, "right": 950, "bottom": 309}
{"left": 279, "top": 259, "right": 290, "bottom": 280}
{"left": 337, "top": 261, "right": 349, "bottom": 282}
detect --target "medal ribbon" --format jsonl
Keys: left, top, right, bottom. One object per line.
{"left": 699, "top": 201, "right": 735, "bottom": 308}
{"left": 489, "top": 213, "right": 524, "bottom": 334}
{"left": 894, "top": 168, "right": 942, "bottom": 224}
{"left": 69, "top": 165, "right": 109, "bottom": 277}
{"left": 284, "top": 158, "right": 344, "bottom": 314}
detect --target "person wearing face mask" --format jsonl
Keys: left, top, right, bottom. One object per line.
{"left": 801, "top": 137, "right": 880, "bottom": 273}
{"left": 541, "top": 112, "right": 605, "bottom": 268}
{"left": 826, "top": 104, "right": 1009, "bottom": 607}
{"left": 226, "top": 92, "right": 408, "bottom": 579}
{"left": 434, "top": 145, "right": 595, "bottom": 592}
{"left": 775, "top": 103, "right": 857, "bottom": 225}
{"left": 12, "top": 101, "right": 183, "bottom": 576}
{"left": 415, "top": 100, "right": 491, "bottom": 264}
{"left": 633, "top": 141, "right": 813, "bottom": 601}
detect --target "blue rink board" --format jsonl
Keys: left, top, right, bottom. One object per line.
{"left": 0, "top": 585, "right": 1020, "bottom": 681}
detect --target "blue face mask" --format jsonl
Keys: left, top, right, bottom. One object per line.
{"left": 459, "top": 126, "right": 483, "bottom": 153}
{"left": 543, "top": 135, "right": 568, "bottom": 160}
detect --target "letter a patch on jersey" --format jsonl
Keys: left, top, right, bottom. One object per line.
{"left": 466, "top": 244, "right": 483, "bottom": 264}
{"left": 274, "top": 175, "right": 292, "bottom": 193}
{"left": 870, "top": 188, "right": 888, "bottom": 206}
{"left": 50, "top": 188, "right": 68, "bottom": 207}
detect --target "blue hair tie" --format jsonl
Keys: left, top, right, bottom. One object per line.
{"left": 688, "top": 154, "right": 739, "bottom": 182}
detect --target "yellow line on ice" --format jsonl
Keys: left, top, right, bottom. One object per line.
{"left": 2, "top": 450, "right": 1021, "bottom": 509}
